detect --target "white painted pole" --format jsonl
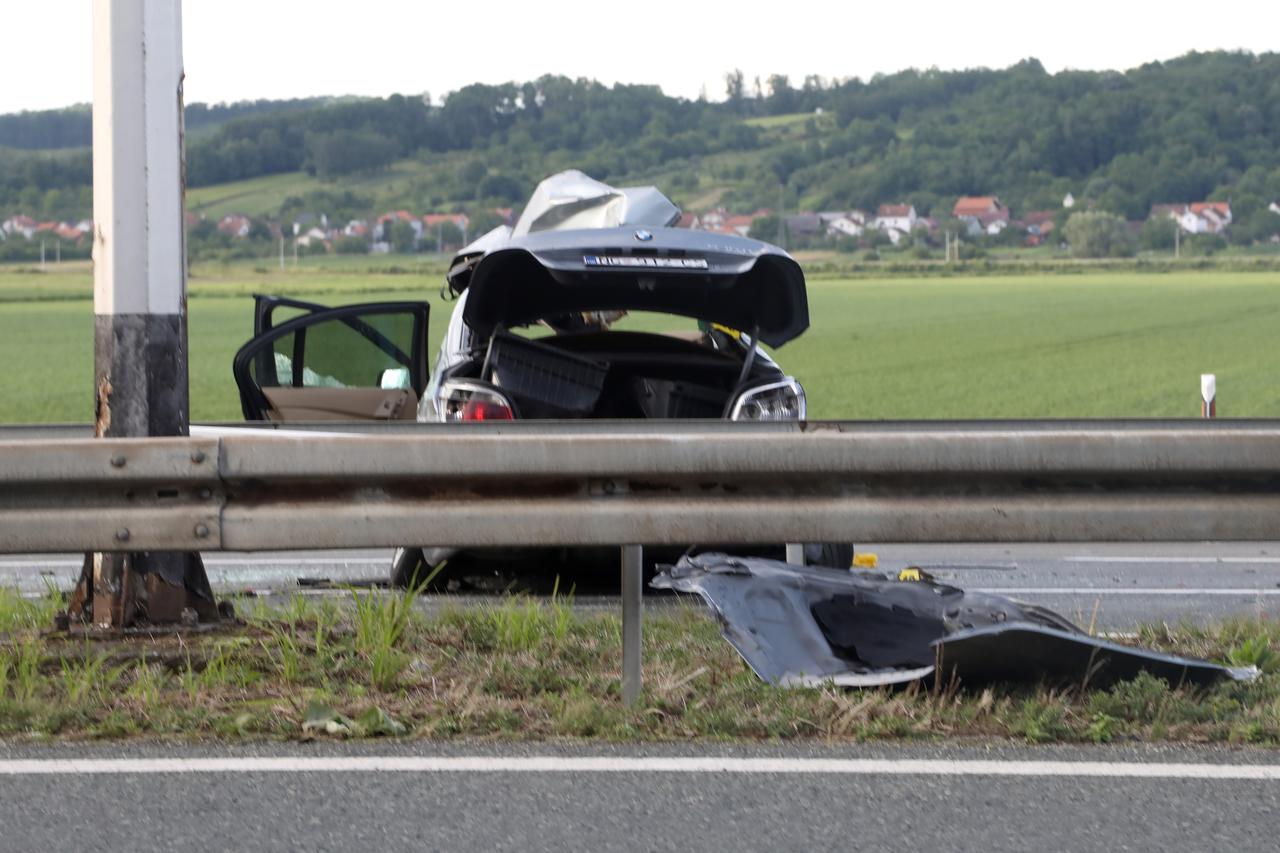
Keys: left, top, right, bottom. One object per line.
{"left": 93, "top": 0, "right": 186, "bottom": 341}
{"left": 1201, "top": 374, "right": 1216, "bottom": 419}
{"left": 79, "top": 0, "right": 218, "bottom": 628}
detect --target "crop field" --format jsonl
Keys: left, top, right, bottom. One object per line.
{"left": 0, "top": 261, "right": 1278, "bottom": 423}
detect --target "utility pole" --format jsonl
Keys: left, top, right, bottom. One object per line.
{"left": 279, "top": 236, "right": 285, "bottom": 270}
{"left": 1175, "top": 224, "right": 1181, "bottom": 260}
{"left": 69, "top": 0, "right": 219, "bottom": 629}
{"left": 40, "top": 240, "right": 46, "bottom": 269}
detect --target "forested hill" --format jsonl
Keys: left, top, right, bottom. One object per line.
{"left": 3, "top": 52, "right": 1279, "bottom": 238}
{"left": 0, "top": 97, "right": 329, "bottom": 150}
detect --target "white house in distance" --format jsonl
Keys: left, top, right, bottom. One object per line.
{"left": 1, "top": 215, "right": 38, "bottom": 240}
{"left": 216, "top": 214, "right": 252, "bottom": 239}
{"left": 1269, "top": 201, "right": 1280, "bottom": 216}
{"left": 954, "top": 196, "right": 1011, "bottom": 236}
{"left": 1150, "top": 202, "right": 1233, "bottom": 235}
{"left": 874, "top": 204, "right": 917, "bottom": 233}
{"left": 295, "top": 227, "right": 329, "bottom": 248}
{"left": 824, "top": 210, "right": 868, "bottom": 238}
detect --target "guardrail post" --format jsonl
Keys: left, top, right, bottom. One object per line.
{"left": 68, "top": 0, "right": 219, "bottom": 629}
{"left": 785, "top": 543, "right": 805, "bottom": 565}
{"left": 621, "top": 544, "right": 643, "bottom": 705}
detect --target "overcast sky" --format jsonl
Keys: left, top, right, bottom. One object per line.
{"left": 0, "top": 1, "right": 1276, "bottom": 115}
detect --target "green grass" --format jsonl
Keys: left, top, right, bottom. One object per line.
{"left": 1, "top": 586, "right": 1279, "bottom": 743}
{"left": 185, "top": 158, "right": 451, "bottom": 219}
{"left": 1, "top": 263, "right": 1279, "bottom": 422}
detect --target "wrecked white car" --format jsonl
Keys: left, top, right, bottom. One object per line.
{"left": 231, "top": 171, "right": 852, "bottom": 586}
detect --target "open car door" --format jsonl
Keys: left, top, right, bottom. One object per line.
{"left": 233, "top": 296, "right": 430, "bottom": 422}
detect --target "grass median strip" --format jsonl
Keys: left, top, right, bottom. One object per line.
{"left": 1, "top": 587, "right": 1278, "bottom": 744}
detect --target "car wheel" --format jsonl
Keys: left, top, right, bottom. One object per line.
{"left": 390, "top": 547, "right": 446, "bottom": 589}
{"left": 803, "top": 543, "right": 854, "bottom": 570}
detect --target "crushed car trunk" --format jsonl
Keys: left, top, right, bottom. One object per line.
{"left": 652, "top": 553, "right": 1258, "bottom": 689}
{"left": 460, "top": 227, "right": 810, "bottom": 349}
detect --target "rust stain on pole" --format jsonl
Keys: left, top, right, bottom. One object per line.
{"left": 94, "top": 376, "right": 112, "bottom": 439}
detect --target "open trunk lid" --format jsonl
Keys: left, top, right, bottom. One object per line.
{"left": 462, "top": 225, "right": 809, "bottom": 348}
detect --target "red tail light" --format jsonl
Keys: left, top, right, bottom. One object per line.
{"left": 461, "top": 400, "right": 514, "bottom": 421}
{"left": 437, "top": 381, "right": 518, "bottom": 422}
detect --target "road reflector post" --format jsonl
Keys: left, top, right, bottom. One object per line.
{"left": 67, "top": 0, "right": 219, "bottom": 630}
{"left": 621, "top": 545, "right": 643, "bottom": 706}
{"left": 1201, "top": 374, "right": 1217, "bottom": 419}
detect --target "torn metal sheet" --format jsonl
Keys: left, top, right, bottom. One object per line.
{"left": 652, "top": 553, "right": 1257, "bottom": 689}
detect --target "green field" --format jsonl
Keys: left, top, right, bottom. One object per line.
{"left": 1, "top": 262, "right": 1278, "bottom": 423}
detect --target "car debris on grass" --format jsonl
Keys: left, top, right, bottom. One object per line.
{"left": 653, "top": 554, "right": 1257, "bottom": 690}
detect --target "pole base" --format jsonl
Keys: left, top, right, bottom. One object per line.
{"left": 67, "top": 551, "right": 221, "bottom": 630}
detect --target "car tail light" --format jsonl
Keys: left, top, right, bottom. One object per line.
{"left": 461, "top": 400, "right": 514, "bottom": 421}
{"left": 437, "top": 380, "right": 516, "bottom": 422}
{"left": 729, "top": 378, "right": 806, "bottom": 421}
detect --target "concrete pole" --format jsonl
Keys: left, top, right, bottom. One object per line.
{"left": 70, "top": 0, "right": 218, "bottom": 628}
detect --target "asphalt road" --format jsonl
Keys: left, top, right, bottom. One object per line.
{"left": 4, "top": 542, "right": 1280, "bottom": 629}
{"left": 0, "top": 741, "right": 1277, "bottom": 852}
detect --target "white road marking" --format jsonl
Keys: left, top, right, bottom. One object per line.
{"left": 979, "top": 588, "right": 1280, "bottom": 596}
{"left": 0, "top": 557, "right": 387, "bottom": 571}
{"left": 0, "top": 756, "right": 1277, "bottom": 779}
{"left": 1065, "top": 556, "right": 1280, "bottom": 564}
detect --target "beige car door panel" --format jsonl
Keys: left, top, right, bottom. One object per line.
{"left": 262, "top": 387, "right": 419, "bottom": 422}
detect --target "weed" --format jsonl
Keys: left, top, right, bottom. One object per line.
{"left": 262, "top": 626, "right": 306, "bottom": 684}
{"left": 1090, "top": 672, "right": 1172, "bottom": 723}
{"left": 1228, "top": 636, "right": 1278, "bottom": 674}
{"left": 0, "top": 587, "right": 59, "bottom": 634}
{"left": 1087, "top": 712, "right": 1121, "bottom": 743}
{"left": 126, "top": 662, "right": 167, "bottom": 709}
{"left": 1010, "top": 696, "right": 1070, "bottom": 743}
{"left": 8, "top": 639, "right": 42, "bottom": 704}
{"left": 350, "top": 587, "right": 417, "bottom": 691}
{"left": 59, "top": 649, "right": 118, "bottom": 705}
{"left": 485, "top": 580, "right": 575, "bottom": 653}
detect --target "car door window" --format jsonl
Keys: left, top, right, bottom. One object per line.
{"left": 234, "top": 302, "right": 429, "bottom": 420}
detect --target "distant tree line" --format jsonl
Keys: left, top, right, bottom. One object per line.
{"left": 2, "top": 53, "right": 1279, "bottom": 242}
{"left": 0, "top": 97, "right": 328, "bottom": 150}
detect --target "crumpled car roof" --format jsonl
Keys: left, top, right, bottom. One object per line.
{"left": 510, "top": 170, "right": 682, "bottom": 237}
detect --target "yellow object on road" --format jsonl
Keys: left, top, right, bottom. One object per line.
{"left": 852, "top": 553, "right": 878, "bottom": 569}
{"left": 898, "top": 567, "right": 923, "bottom": 582}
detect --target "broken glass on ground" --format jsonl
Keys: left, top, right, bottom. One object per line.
{"left": 651, "top": 553, "right": 1258, "bottom": 689}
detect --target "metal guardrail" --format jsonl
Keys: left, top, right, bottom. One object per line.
{"left": 4, "top": 418, "right": 1279, "bottom": 703}
{"left": 3, "top": 420, "right": 1280, "bottom": 553}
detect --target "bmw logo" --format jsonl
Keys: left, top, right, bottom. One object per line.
{"left": 634, "top": 229, "right": 654, "bottom": 242}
